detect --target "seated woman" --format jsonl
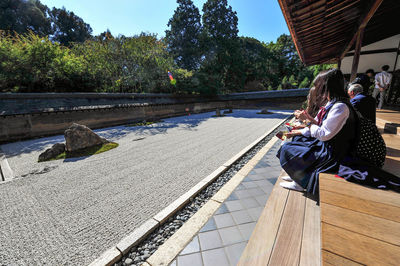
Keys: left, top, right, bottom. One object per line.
{"left": 277, "top": 69, "right": 357, "bottom": 194}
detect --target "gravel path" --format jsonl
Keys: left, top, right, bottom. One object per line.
{"left": 0, "top": 110, "right": 290, "bottom": 265}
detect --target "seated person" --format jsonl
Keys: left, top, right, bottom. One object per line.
{"left": 277, "top": 69, "right": 357, "bottom": 194}
{"left": 348, "top": 84, "right": 376, "bottom": 123}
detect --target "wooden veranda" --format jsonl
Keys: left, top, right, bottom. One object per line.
{"left": 278, "top": 0, "right": 400, "bottom": 81}
{"left": 238, "top": 1, "right": 400, "bottom": 265}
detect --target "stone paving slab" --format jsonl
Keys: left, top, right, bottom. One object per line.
{"left": 170, "top": 140, "right": 282, "bottom": 266}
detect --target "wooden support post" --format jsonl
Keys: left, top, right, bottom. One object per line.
{"left": 393, "top": 39, "right": 400, "bottom": 72}
{"left": 350, "top": 28, "right": 364, "bottom": 82}
{"left": 337, "top": 59, "right": 342, "bottom": 70}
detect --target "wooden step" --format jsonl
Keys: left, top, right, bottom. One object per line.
{"left": 376, "top": 109, "right": 400, "bottom": 136}
{"left": 238, "top": 172, "right": 321, "bottom": 266}
{"left": 377, "top": 118, "right": 400, "bottom": 136}
{"left": 320, "top": 173, "right": 400, "bottom": 265}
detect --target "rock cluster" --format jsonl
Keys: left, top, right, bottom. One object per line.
{"left": 65, "top": 123, "right": 108, "bottom": 152}
{"left": 223, "top": 109, "right": 233, "bottom": 114}
{"left": 259, "top": 109, "right": 273, "bottom": 114}
{"left": 38, "top": 123, "right": 109, "bottom": 161}
{"left": 38, "top": 143, "right": 65, "bottom": 162}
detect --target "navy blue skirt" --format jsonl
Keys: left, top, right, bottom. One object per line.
{"left": 277, "top": 136, "right": 340, "bottom": 194}
{"left": 338, "top": 156, "right": 400, "bottom": 192}
{"left": 277, "top": 136, "right": 400, "bottom": 194}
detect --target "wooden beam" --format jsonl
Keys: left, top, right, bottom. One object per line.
{"left": 277, "top": 0, "right": 308, "bottom": 64}
{"left": 350, "top": 28, "right": 364, "bottom": 81}
{"left": 346, "top": 48, "right": 399, "bottom": 57}
{"left": 340, "top": 0, "right": 384, "bottom": 60}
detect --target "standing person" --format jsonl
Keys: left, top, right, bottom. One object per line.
{"left": 373, "top": 65, "right": 392, "bottom": 109}
{"left": 348, "top": 83, "right": 376, "bottom": 123}
{"left": 277, "top": 69, "right": 357, "bottom": 194}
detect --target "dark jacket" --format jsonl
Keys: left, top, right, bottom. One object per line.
{"left": 350, "top": 93, "right": 376, "bottom": 123}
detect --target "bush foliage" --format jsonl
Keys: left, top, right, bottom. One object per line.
{"left": 0, "top": 0, "right": 335, "bottom": 94}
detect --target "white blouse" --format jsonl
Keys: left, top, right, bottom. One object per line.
{"left": 300, "top": 101, "right": 349, "bottom": 141}
{"left": 375, "top": 71, "right": 392, "bottom": 89}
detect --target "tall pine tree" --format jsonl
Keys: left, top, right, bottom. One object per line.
{"left": 165, "top": 0, "right": 202, "bottom": 70}
{"left": 202, "top": 0, "right": 238, "bottom": 47}
{"left": 49, "top": 7, "right": 92, "bottom": 46}
{"left": 0, "top": 0, "right": 52, "bottom": 36}
{"left": 201, "top": 0, "right": 241, "bottom": 92}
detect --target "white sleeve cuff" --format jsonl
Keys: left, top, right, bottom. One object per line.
{"left": 309, "top": 124, "right": 319, "bottom": 137}
{"left": 300, "top": 127, "right": 311, "bottom": 137}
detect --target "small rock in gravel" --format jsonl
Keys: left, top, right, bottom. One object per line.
{"left": 125, "top": 258, "right": 133, "bottom": 265}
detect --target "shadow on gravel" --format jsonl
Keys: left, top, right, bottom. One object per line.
{"left": 1, "top": 109, "right": 291, "bottom": 157}
{"left": 97, "top": 110, "right": 290, "bottom": 141}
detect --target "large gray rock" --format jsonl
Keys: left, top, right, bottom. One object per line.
{"left": 64, "top": 123, "right": 108, "bottom": 152}
{"left": 38, "top": 143, "right": 65, "bottom": 162}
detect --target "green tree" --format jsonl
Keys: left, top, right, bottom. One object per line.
{"left": 0, "top": 31, "right": 92, "bottom": 92}
{"left": 240, "top": 37, "right": 276, "bottom": 90}
{"left": 202, "top": 0, "right": 238, "bottom": 45}
{"left": 166, "top": 0, "right": 202, "bottom": 70}
{"left": 299, "top": 77, "right": 310, "bottom": 88}
{"left": 96, "top": 29, "right": 114, "bottom": 42}
{"left": 267, "top": 34, "right": 313, "bottom": 88}
{"left": 201, "top": 0, "right": 240, "bottom": 92}
{"left": 288, "top": 74, "right": 297, "bottom": 87}
{"left": 0, "top": 0, "right": 51, "bottom": 36}
{"left": 281, "top": 75, "right": 293, "bottom": 90}
{"left": 49, "top": 7, "right": 92, "bottom": 46}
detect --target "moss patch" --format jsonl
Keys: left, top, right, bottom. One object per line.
{"left": 126, "top": 120, "right": 162, "bottom": 127}
{"left": 38, "top": 142, "right": 119, "bottom": 162}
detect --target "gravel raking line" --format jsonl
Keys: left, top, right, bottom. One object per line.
{"left": 114, "top": 116, "right": 292, "bottom": 266}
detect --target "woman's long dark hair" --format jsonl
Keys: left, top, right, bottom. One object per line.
{"left": 306, "top": 68, "right": 348, "bottom": 117}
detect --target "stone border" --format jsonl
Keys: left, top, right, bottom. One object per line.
{"left": 146, "top": 127, "right": 282, "bottom": 265}
{"left": 0, "top": 150, "right": 14, "bottom": 182}
{"left": 88, "top": 116, "right": 289, "bottom": 266}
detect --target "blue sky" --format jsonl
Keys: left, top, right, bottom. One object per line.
{"left": 40, "top": 0, "right": 289, "bottom": 43}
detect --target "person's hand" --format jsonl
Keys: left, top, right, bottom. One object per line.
{"left": 284, "top": 132, "right": 294, "bottom": 139}
{"left": 294, "top": 110, "right": 302, "bottom": 119}
{"left": 297, "top": 110, "right": 312, "bottom": 121}
{"left": 379, "top": 87, "right": 385, "bottom": 92}
{"left": 292, "top": 124, "right": 306, "bottom": 129}
{"left": 285, "top": 131, "right": 301, "bottom": 139}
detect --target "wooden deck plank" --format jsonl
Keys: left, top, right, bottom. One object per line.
{"left": 268, "top": 190, "right": 306, "bottom": 266}
{"left": 321, "top": 223, "right": 400, "bottom": 265}
{"left": 322, "top": 250, "right": 363, "bottom": 266}
{"left": 319, "top": 173, "right": 400, "bottom": 207}
{"left": 382, "top": 133, "right": 400, "bottom": 175}
{"left": 376, "top": 109, "right": 400, "bottom": 124}
{"left": 299, "top": 194, "right": 321, "bottom": 266}
{"left": 238, "top": 174, "right": 289, "bottom": 266}
{"left": 320, "top": 189, "right": 400, "bottom": 223}
{"left": 321, "top": 203, "right": 400, "bottom": 246}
